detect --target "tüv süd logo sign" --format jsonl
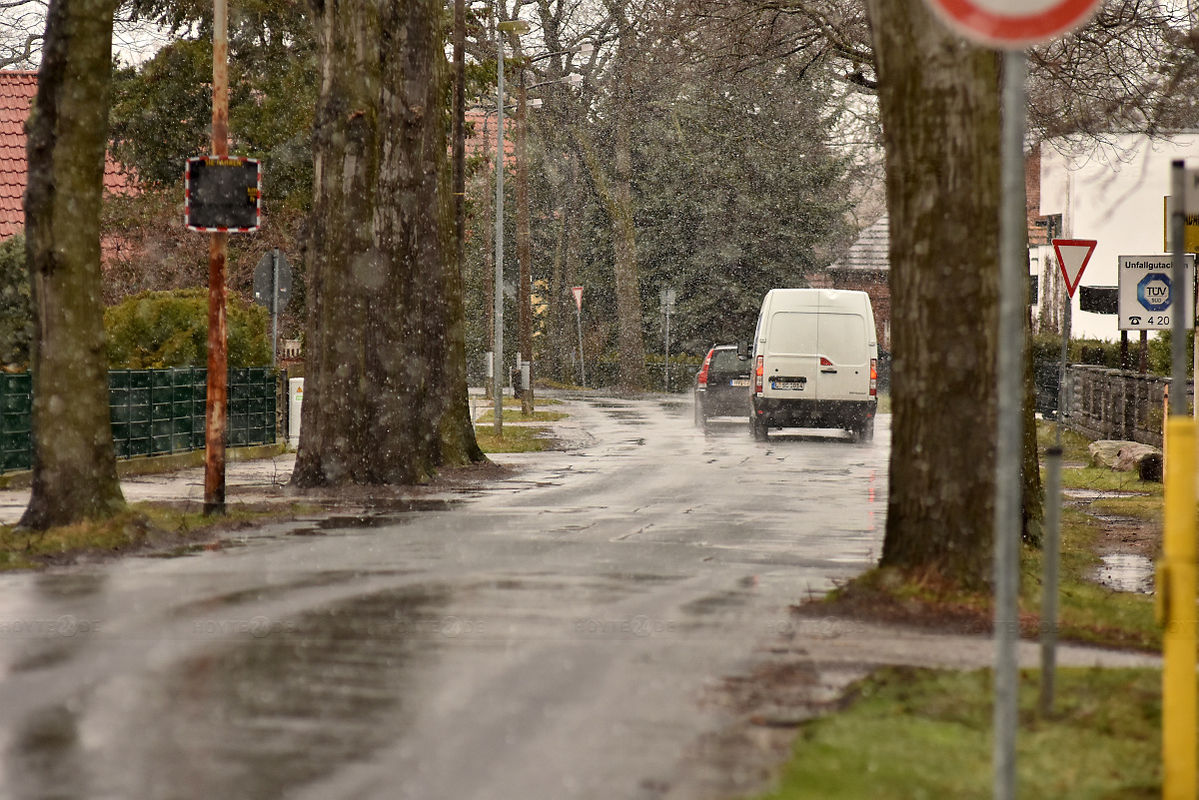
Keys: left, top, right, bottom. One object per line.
{"left": 1138, "top": 272, "right": 1172, "bottom": 312}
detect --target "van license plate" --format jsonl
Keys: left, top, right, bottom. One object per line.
{"left": 771, "top": 378, "right": 806, "bottom": 390}
{"left": 730, "top": 379, "right": 750, "bottom": 387}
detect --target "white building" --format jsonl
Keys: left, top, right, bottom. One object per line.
{"left": 1037, "top": 133, "right": 1199, "bottom": 340}
{"left": 1035, "top": 134, "right": 1199, "bottom": 340}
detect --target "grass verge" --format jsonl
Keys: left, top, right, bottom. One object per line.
{"left": 474, "top": 424, "right": 553, "bottom": 453}
{"left": 0, "top": 502, "right": 305, "bottom": 571}
{"left": 475, "top": 409, "right": 568, "bottom": 424}
{"left": 753, "top": 666, "right": 1159, "bottom": 799}
{"left": 761, "top": 419, "right": 1163, "bottom": 800}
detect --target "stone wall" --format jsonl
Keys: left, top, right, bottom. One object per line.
{"left": 1061, "top": 365, "right": 1177, "bottom": 447}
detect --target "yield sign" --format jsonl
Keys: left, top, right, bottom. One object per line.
{"left": 1052, "top": 238, "right": 1097, "bottom": 298}
{"left": 571, "top": 286, "right": 583, "bottom": 312}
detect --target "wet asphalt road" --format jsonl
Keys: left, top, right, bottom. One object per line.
{"left": 0, "top": 393, "right": 888, "bottom": 800}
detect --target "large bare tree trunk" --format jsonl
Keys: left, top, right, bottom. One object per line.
{"left": 293, "top": 0, "right": 483, "bottom": 488}
{"left": 21, "top": 0, "right": 124, "bottom": 530}
{"left": 866, "top": 0, "right": 1000, "bottom": 587}
{"left": 609, "top": 12, "right": 648, "bottom": 391}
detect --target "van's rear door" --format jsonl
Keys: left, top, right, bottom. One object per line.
{"left": 815, "top": 312, "right": 870, "bottom": 401}
{"left": 761, "top": 311, "right": 819, "bottom": 399}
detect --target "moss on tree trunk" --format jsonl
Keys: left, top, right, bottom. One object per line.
{"left": 292, "top": 0, "right": 483, "bottom": 488}
{"left": 21, "top": 0, "right": 125, "bottom": 530}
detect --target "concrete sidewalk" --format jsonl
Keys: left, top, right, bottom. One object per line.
{"left": 0, "top": 451, "right": 298, "bottom": 525}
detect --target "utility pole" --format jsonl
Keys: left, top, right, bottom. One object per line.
{"left": 516, "top": 53, "right": 534, "bottom": 415}
{"left": 204, "top": 0, "right": 229, "bottom": 516}
{"left": 493, "top": 10, "right": 505, "bottom": 436}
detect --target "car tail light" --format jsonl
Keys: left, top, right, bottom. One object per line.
{"left": 870, "top": 358, "right": 878, "bottom": 397}
{"left": 820, "top": 356, "right": 834, "bottom": 367}
{"left": 754, "top": 355, "right": 764, "bottom": 393}
{"left": 697, "top": 349, "right": 713, "bottom": 387}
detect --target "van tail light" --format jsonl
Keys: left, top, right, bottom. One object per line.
{"left": 870, "top": 358, "right": 878, "bottom": 397}
{"left": 820, "top": 356, "right": 834, "bottom": 367}
{"left": 754, "top": 355, "right": 764, "bottom": 394}
{"left": 697, "top": 349, "right": 713, "bottom": 387}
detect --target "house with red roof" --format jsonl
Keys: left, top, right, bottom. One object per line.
{"left": 0, "top": 70, "right": 135, "bottom": 240}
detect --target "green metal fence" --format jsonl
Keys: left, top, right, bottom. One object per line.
{"left": 0, "top": 367, "right": 279, "bottom": 473}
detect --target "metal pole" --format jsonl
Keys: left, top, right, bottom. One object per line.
{"left": 1173, "top": 161, "right": 1189, "bottom": 416}
{"left": 204, "top": 0, "right": 229, "bottom": 516}
{"left": 1162, "top": 159, "right": 1198, "bottom": 800}
{"left": 576, "top": 307, "right": 586, "bottom": 387}
{"left": 664, "top": 307, "right": 671, "bottom": 392}
{"left": 270, "top": 249, "right": 279, "bottom": 368}
{"left": 516, "top": 59, "right": 533, "bottom": 416}
{"left": 1039, "top": 445, "right": 1061, "bottom": 716}
{"left": 1041, "top": 227, "right": 1068, "bottom": 716}
{"left": 493, "top": 11, "right": 504, "bottom": 435}
{"left": 993, "top": 49, "right": 1026, "bottom": 800}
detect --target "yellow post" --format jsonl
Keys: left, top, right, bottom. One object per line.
{"left": 1161, "top": 416, "right": 1197, "bottom": 800}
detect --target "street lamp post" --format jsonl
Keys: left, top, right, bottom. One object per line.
{"left": 493, "top": 14, "right": 505, "bottom": 435}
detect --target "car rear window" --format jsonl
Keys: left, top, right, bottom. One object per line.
{"left": 710, "top": 349, "right": 743, "bottom": 372}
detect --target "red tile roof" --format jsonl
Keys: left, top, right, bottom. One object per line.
{"left": 0, "top": 70, "right": 135, "bottom": 239}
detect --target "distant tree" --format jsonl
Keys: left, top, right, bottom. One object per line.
{"left": 0, "top": 234, "right": 32, "bottom": 368}
{"left": 291, "top": 0, "right": 483, "bottom": 487}
{"left": 104, "top": 288, "right": 270, "bottom": 368}
{"left": 21, "top": 0, "right": 125, "bottom": 530}
{"left": 105, "top": 3, "right": 316, "bottom": 337}
{"left": 864, "top": 0, "right": 1000, "bottom": 586}
{"left": 630, "top": 41, "right": 854, "bottom": 350}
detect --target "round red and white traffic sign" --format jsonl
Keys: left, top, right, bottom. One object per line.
{"left": 924, "top": 0, "right": 1103, "bottom": 48}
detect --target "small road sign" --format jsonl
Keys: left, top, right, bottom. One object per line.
{"left": 1052, "top": 238, "right": 1097, "bottom": 297}
{"left": 923, "top": 0, "right": 1104, "bottom": 48}
{"left": 571, "top": 286, "right": 583, "bottom": 312}
{"left": 253, "top": 250, "right": 292, "bottom": 310}
{"left": 1118, "top": 254, "right": 1196, "bottom": 331}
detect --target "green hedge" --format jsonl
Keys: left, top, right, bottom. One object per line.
{"left": 105, "top": 288, "right": 271, "bottom": 369}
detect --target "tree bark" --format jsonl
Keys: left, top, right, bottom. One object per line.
{"left": 609, "top": 12, "right": 648, "bottom": 391}
{"left": 865, "top": 0, "right": 1000, "bottom": 587}
{"left": 293, "top": 0, "right": 482, "bottom": 488}
{"left": 21, "top": 0, "right": 125, "bottom": 530}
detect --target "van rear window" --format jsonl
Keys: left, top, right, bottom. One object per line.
{"left": 818, "top": 314, "right": 868, "bottom": 365}
{"left": 766, "top": 312, "right": 818, "bottom": 355}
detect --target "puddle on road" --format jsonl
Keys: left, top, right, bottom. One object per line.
{"left": 285, "top": 499, "right": 462, "bottom": 537}
{"left": 1065, "top": 489, "right": 1151, "bottom": 501}
{"left": 4, "top": 586, "right": 452, "bottom": 799}
{"left": 1095, "top": 553, "right": 1155, "bottom": 594}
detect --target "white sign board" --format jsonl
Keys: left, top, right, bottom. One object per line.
{"left": 923, "top": 0, "right": 1103, "bottom": 48}
{"left": 1118, "top": 254, "right": 1196, "bottom": 331}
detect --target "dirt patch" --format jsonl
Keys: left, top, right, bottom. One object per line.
{"left": 658, "top": 655, "right": 864, "bottom": 800}
{"left": 1090, "top": 513, "right": 1160, "bottom": 559}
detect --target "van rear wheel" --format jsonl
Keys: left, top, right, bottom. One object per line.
{"left": 855, "top": 418, "right": 875, "bottom": 443}
{"left": 751, "top": 416, "right": 769, "bottom": 440}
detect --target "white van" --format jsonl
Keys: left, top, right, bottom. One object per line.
{"left": 749, "top": 288, "right": 878, "bottom": 440}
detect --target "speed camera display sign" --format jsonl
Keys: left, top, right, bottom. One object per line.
{"left": 185, "top": 157, "right": 261, "bottom": 232}
{"left": 923, "top": 0, "right": 1103, "bottom": 48}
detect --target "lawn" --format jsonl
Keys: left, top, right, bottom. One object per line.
{"left": 754, "top": 667, "right": 1159, "bottom": 799}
